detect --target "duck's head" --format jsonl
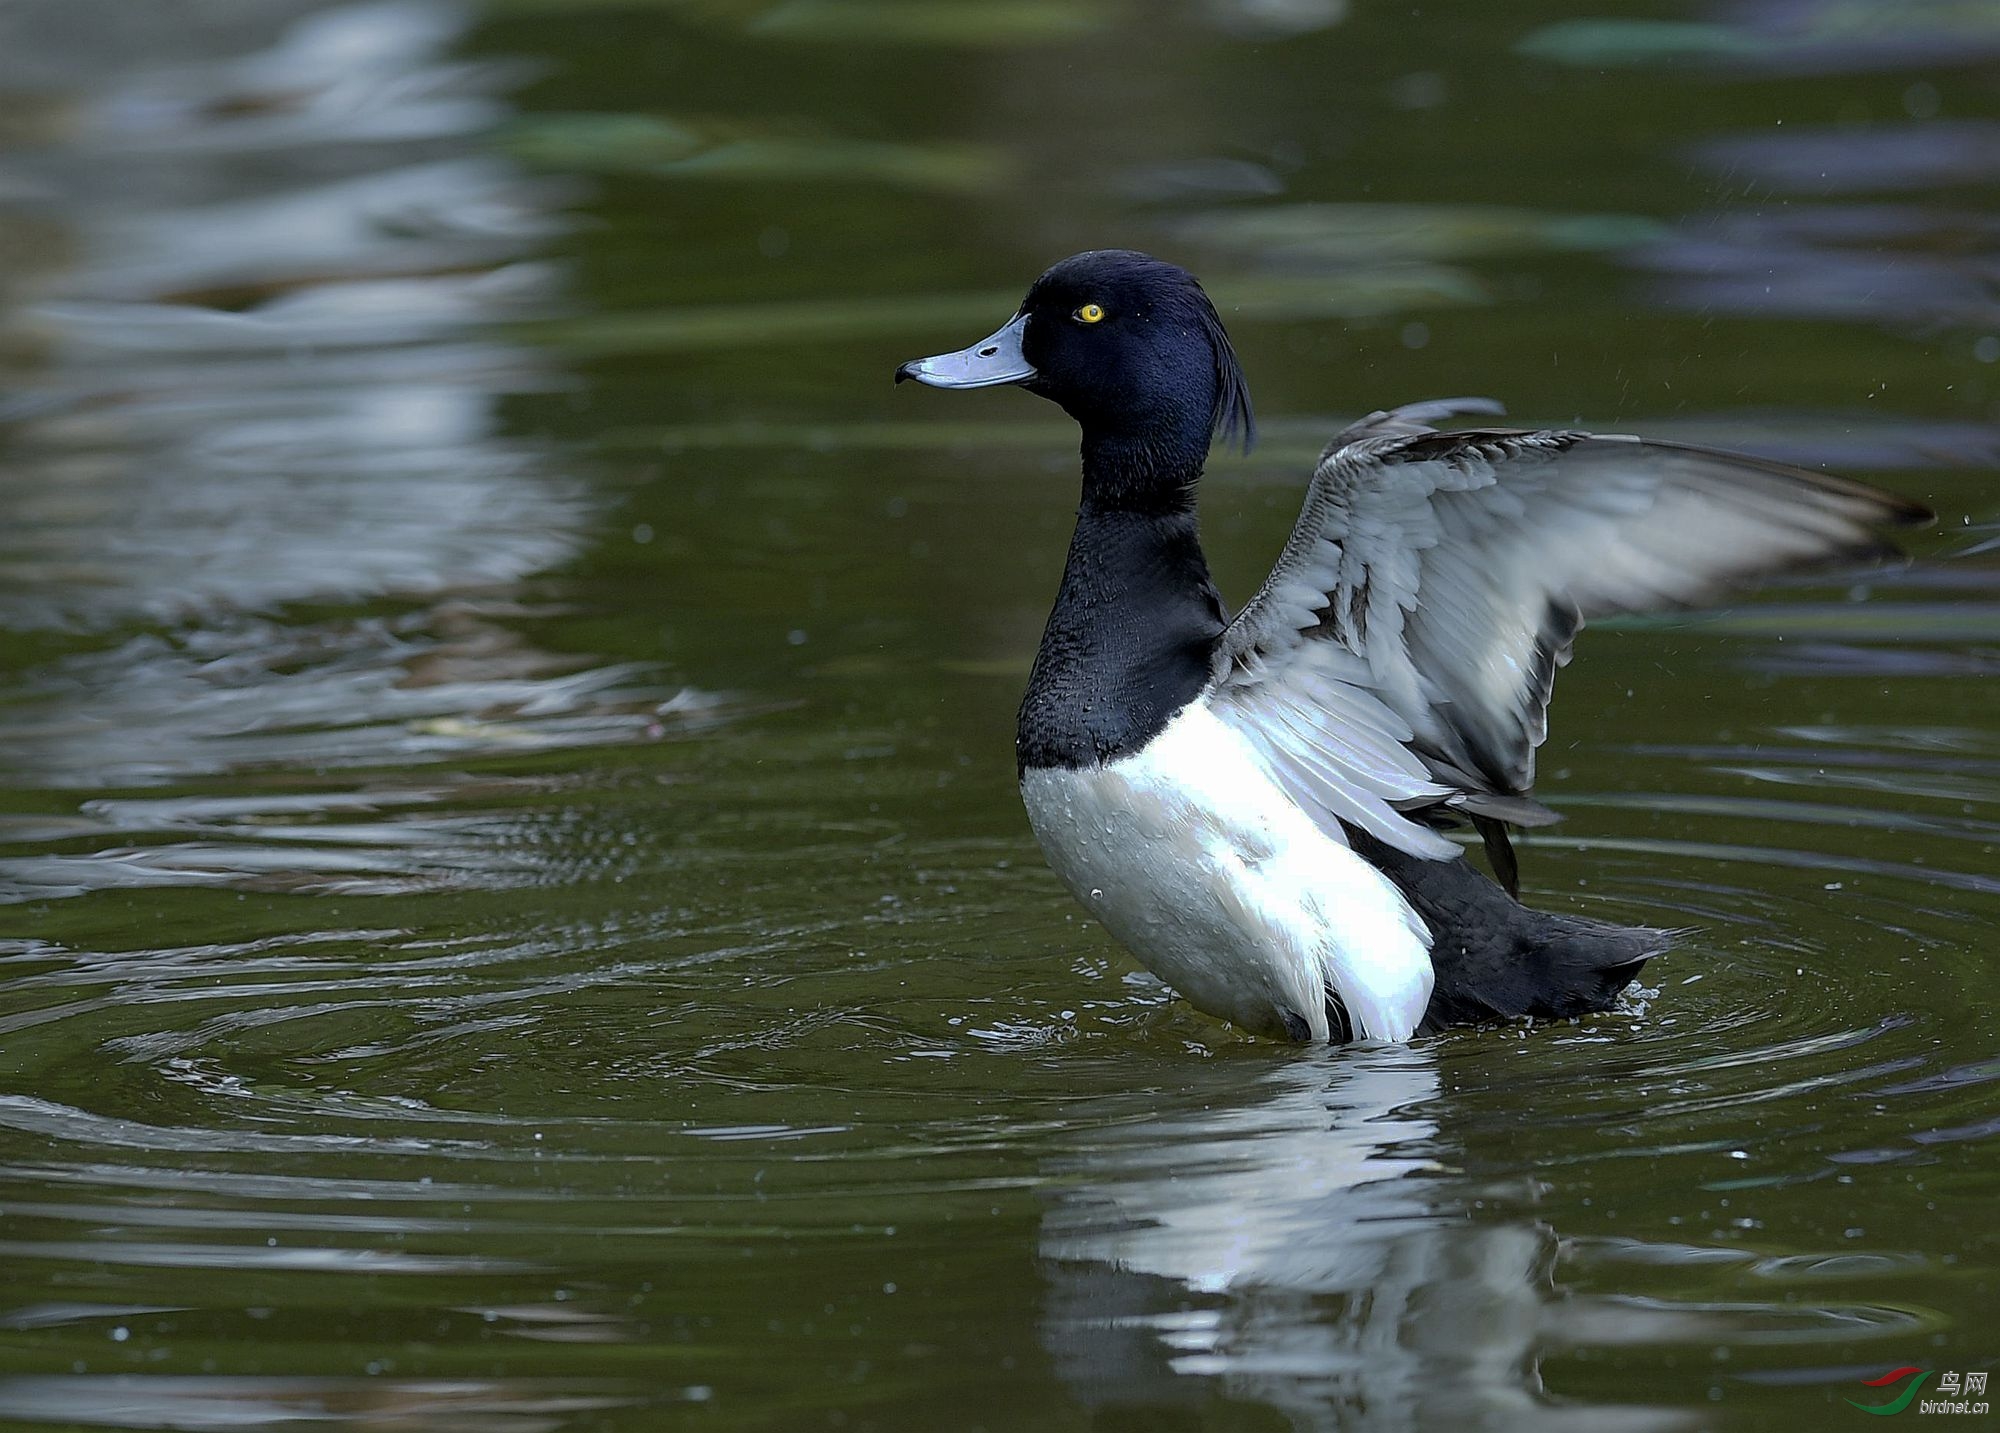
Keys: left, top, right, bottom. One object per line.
{"left": 896, "top": 250, "right": 1254, "bottom": 467}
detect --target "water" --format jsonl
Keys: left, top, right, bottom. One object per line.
{"left": 0, "top": 0, "right": 1996, "bottom": 1427}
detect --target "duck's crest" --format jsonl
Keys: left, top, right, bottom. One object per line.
{"left": 1196, "top": 281, "right": 1255, "bottom": 455}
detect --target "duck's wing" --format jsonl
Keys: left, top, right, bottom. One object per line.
{"left": 1208, "top": 401, "right": 1931, "bottom": 861}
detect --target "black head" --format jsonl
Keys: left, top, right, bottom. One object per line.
{"left": 896, "top": 250, "right": 1255, "bottom": 461}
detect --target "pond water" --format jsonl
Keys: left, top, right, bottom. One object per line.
{"left": 0, "top": 1, "right": 1996, "bottom": 1428}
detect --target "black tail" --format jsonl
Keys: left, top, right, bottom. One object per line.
{"left": 1346, "top": 830, "right": 1673, "bottom": 1032}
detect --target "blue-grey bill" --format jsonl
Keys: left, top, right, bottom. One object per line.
{"left": 894, "top": 312, "right": 1034, "bottom": 388}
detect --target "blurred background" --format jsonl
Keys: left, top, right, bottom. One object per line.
{"left": 0, "top": 0, "right": 1996, "bottom": 1429}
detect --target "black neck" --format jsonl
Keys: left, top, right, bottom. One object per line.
{"left": 1074, "top": 415, "right": 1210, "bottom": 514}
{"left": 1016, "top": 437, "right": 1225, "bottom": 772}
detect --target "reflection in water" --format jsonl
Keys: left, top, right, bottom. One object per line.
{"left": 1039, "top": 1049, "right": 1682, "bottom": 1431}
{"left": 0, "top": 2, "right": 571, "bottom": 627}
{"left": 0, "top": 1376, "right": 633, "bottom": 1433}
{"left": 0, "top": 0, "right": 708, "bottom": 901}
{"left": 1519, "top": 1, "right": 2000, "bottom": 74}
{"left": 1521, "top": 1, "right": 2000, "bottom": 342}
{"left": 1038, "top": 1028, "right": 1969, "bottom": 1430}
{"left": 506, "top": 111, "right": 1016, "bottom": 195}
{"left": 1631, "top": 205, "right": 2000, "bottom": 334}
{"left": 1166, "top": 201, "right": 1668, "bottom": 266}
{"left": 1697, "top": 121, "right": 2000, "bottom": 196}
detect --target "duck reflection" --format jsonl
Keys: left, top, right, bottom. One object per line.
{"left": 1039, "top": 1046, "right": 1679, "bottom": 1431}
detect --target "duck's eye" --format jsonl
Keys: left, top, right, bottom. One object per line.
{"left": 1074, "top": 303, "right": 1105, "bottom": 325}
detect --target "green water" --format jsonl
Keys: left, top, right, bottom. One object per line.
{"left": 0, "top": 1, "right": 1997, "bottom": 1428}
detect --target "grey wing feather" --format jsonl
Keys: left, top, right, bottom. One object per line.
{"left": 1326, "top": 396, "right": 1508, "bottom": 450}
{"left": 1209, "top": 404, "right": 1930, "bottom": 860}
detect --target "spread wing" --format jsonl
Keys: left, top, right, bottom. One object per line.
{"left": 1208, "top": 400, "right": 1931, "bottom": 861}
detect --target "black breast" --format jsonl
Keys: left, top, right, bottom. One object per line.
{"left": 1016, "top": 508, "right": 1226, "bottom": 772}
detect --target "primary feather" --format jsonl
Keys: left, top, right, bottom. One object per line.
{"left": 1213, "top": 403, "right": 1930, "bottom": 855}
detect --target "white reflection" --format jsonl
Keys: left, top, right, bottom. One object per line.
{"left": 0, "top": 1, "right": 702, "bottom": 900}
{"left": 0, "top": 3, "right": 578, "bottom": 630}
{"left": 1040, "top": 1046, "right": 1685, "bottom": 1430}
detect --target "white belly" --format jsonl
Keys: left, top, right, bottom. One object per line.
{"left": 1019, "top": 702, "right": 1435, "bottom": 1042}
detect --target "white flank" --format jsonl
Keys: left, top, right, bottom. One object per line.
{"left": 1019, "top": 702, "right": 1435, "bottom": 1042}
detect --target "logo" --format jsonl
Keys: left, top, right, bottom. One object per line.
{"left": 1847, "top": 1368, "right": 1990, "bottom": 1417}
{"left": 1848, "top": 1369, "right": 1932, "bottom": 1417}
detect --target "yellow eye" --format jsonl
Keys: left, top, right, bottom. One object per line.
{"left": 1075, "top": 303, "right": 1105, "bottom": 324}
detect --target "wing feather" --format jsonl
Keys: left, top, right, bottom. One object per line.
{"left": 1209, "top": 404, "right": 1930, "bottom": 859}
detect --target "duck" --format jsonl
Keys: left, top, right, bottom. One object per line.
{"left": 894, "top": 249, "right": 1930, "bottom": 1044}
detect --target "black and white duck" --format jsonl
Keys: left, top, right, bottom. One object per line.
{"left": 896, "top": 249, "right": 1929, "bottom": 1043}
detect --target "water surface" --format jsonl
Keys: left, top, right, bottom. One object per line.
{"left": 0, "top": 0, "right": 1996, "bottom": 1428}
